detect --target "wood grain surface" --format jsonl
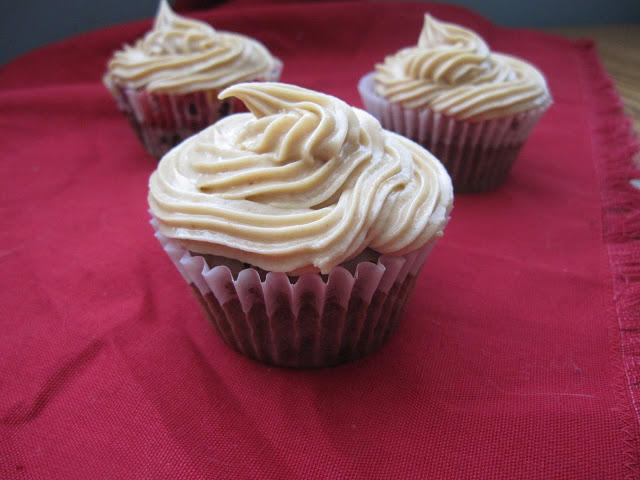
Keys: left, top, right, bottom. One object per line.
{"left": 546, "top": 25, "right": 640, "bottom": 135}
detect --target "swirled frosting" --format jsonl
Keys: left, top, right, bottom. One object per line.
{"left": 149, "top": 82, "right": 453, "bottom": 275}
{"left": 373, "top": 14, "right": 551, "bottom": 120}
{"left": 104, "top": 0, "right": 281, "bottom": 94}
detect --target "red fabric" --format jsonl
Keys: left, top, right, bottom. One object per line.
{"left": 1, "top": 2, "right": 639, "bottom": 478}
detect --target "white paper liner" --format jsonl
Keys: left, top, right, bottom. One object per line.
{"left": 104, "top": 63, "right": 282, "bottom": 159}
{"left": 152, "top": 218, "right": 437, "bottom": 368}
{"left": 358, "top": 72, "right": 552, "bottom": 192}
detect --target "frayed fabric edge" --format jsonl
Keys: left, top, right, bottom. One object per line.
{"left": 578, "top": 38, "right": 640, "bottom": 477}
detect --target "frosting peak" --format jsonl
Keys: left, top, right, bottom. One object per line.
{"left": 149, "top": 82, "right": 453, "bottom": 274}
{"left": 412, "top": 14, "right": 490, "bottom": 85}
{"left": 142, "top": 1, "right": 215, "bottom": 56}
{"left": 417, "top": 14, "right": 489, "bottom": 54}
{"left": 220, "top": 83, "right": 361, "bottom": 164}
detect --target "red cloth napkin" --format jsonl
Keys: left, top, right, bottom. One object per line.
{"left": 1, "top": 2, "right": 639, "bottom": 478}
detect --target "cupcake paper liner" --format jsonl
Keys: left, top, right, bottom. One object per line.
{"left": 358, "top": 72, "right": 551, "bottom": 193}
{"left": 104, "top": 65, "right": 282, "bottom": 159}
{"left": 152, "top": 219, "right": 438, "bottom": 368}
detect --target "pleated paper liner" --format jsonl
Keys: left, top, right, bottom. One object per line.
{"left": 153, "top": 220, "right": 438, "bottom": 368}
{"left": 358, "top": 72, "right": 551, "bottom": 193}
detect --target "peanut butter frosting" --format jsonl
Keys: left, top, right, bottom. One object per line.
{"left": 373, "top": 14, "right": 551, "bottom": 121}
{"left": 148, "top": 82, "right": 453, "bottom": 275}
{"left": 104, "top": 0, "right": 281, "bottom": 94}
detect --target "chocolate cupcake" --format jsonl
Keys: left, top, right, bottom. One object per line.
{"left": 148, "top": 82, "right": 453, "bottom": 368}
{"left": 358, "top": 14, "right": 552, "bottom": 192}
{"left": 104, "top": 0, "right": 282, "bottom": 158}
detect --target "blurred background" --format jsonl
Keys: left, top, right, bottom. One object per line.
{"left": 1, "top": 0, "right": 639, "bottom": 66}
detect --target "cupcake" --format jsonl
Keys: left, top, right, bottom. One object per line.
{"left": 358, "top": 14, "right": 552, "bottom": 192}
{"left": 103, "top": 0, "right": 282, "bottom": 158}
{"left": 148, "top": 82, "right": 453, "bottom": 368}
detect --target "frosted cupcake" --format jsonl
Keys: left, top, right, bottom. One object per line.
{"left": 358, "top": 14, "right": 552, "bottom": 192}
{"left": 148, "top": 82, "right": 453, "bottom": 368}
{"left": 104, "top": 0, "right": 282, "bottom": 158}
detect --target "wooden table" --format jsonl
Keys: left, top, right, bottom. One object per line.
{"left": 546, "top": 25, "right": 640, "bottom": 137}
